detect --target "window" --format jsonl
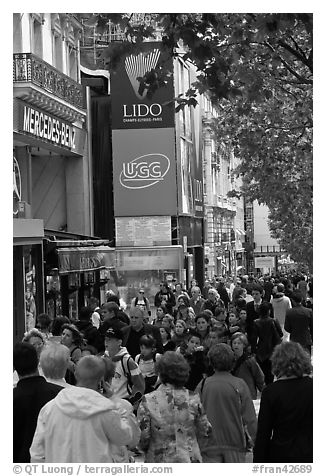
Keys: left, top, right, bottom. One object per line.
{"left": 53, "top": 33, "right": 62, "bottom": 70}
{"left": 32, "top": 18, "right": 43, "bottom": 57}
{"left": 13, "top": 13, "right": 23, "bottom": 53}
{"left": 67, "top": 44, "right": 77, "bottom": 80}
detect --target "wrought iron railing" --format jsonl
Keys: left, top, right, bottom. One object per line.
{"left": 13, "top": 53, "right": 85, "bottom": 109}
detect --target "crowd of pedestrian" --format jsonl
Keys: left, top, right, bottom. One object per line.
{"left": 13, "top": 272, "right": 313, "bottom": 464}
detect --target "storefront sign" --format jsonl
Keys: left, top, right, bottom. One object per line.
{"left": 14, "top": 99, "right": 86, "bottom": 156}
{"left": 116, "top": 216, "right": 171, "bottom": 247}
{"left": 115, "top": 246, "right": 183, "bottom": 271}
{"left": 58, "top": 247, "right": 115, "bottom": 274}
{"left": 112, "top": 128, "right": 177, "bottom": 216}
{"left": 254, "top": 256, "right": 275, "bottom": 269}
{"left": 110, "top": 42, "right": 175, "bottom": 130}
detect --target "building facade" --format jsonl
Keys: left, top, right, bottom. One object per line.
{"left": 13, "top": 13, "right": 114, "bottom": 342}
{"left": 201, "top": 99, "right": 246, "bottom": 279}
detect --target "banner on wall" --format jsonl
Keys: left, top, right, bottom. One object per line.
{"left": 110, "top": 42, "right": 175, "bottom": 130}
{"left": 112, "top": 128, "right": 177, "bottom": 216}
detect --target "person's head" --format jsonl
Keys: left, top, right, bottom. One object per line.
{"left": 162, "top": 314, "right": 174, "bottom": 331}
{"left": 215, "top": 298, "right": 226, "bottom": 314}
{"left": 252, "top": 284, "right": 264, "bottom": 302}
{"left": 88, "top": 297, "right": 99, "bottom": 310}
{"left": 104, "top": 327, "right": 124, "bottom": 356}
{"left": 139, "top": 334, "right": 156, "bottom": 357}
{"left": 130, "top": 307, "right": 145, "bottom": 330}
{"left": 239, "top": 309, "right": 247, "bottom": 322}
{"left": 291, "top": 291, "right": 303, "bottom": 305}
{"left": 215, "top": 309, "right": 226, "bottom": 323}
{"left": 138, "top": 288, "right": 146, "bottom": 297}
{"left": 36, "top": 313, "right": 51, "bottom": 331}
{"left": 13, "top": 342, "right": 39, "bottom": 377}
{"left": 230, "top": 332, "right": 249, "bottom": 358}
{"left": 201, "top": 309, "right": 213, "bottom": 322}
{"left": 106, "top": 294, "right": 120, "bottom": 306}
{"left": 161, "top": 281, "right": 170, "bottom": 293}
{"left": 207, "top": 328, "right": 219, "bottom": 348}
{"left": 79, "top": 306, "right": 93, "bottom": 322}
{"left": 190, "top": 278, "right": 198, "bottom": 287}
{"left": 238, "top": 287, "right": 247, "bottom": 298}
{"left": 191, "top": 286, "right": 201, "bottom": 299}
{"left": 100, "top": 302, "right": 119, "bottom": 321}
{"left": 271, "top": 341, "right": 312, "bottom": 379}
{"left": 159, "top": 326, "right": 171, "bottom": 342}
{"left": 75, "top": 355, "right": 106, "bottom": 390}
{"left": 195, "top": 313, "right": 210, "bottom": 333}
{"left": 208, "top": 343, "right": 235, "bottom": 372}
{"left": 60, "top": 324, "right": 83, "bottom": 348}
{"left": 22, "top": 328, "right": 46, "bottom": 357}
{"left": 51, "top": 315, "right": 70, "bottom": 336}
{"left": 235, "top": 279, "right": 242, "bottom": 289}
{"left": 185, "top": 331, "right": 202, "bottom": 354}
{"left": 258, "top": 301, "right": 271, "bottom": 319}
{"left": 276, "top": 283, "right": 285, "bottom": 293}
{"left": 156, "top": 305, "right": 167, "bottom": 319}
{"left": 228, "top": 311, "right": 238, "bottom": 326}
{"left": 235, "top": 297, "right": 247, "bottom": 311}
{"left": 174, "top": 283, "right": 183, "bottom": 294}
{"left": 156, "top": 351, "right": 190, "bottom": 388}
{"left": 174, "top": 319, "right": 187, "bottom": 335}
{"left": 207, "top": 287, "right": 219, "bottom": 301}
{"left": 40, "top": 342, "right": 70, "bottom": 379}
{"left": 81, "top": 345, "right": 98, "bottom": 357}
{"left": 177, "top": 294, "right": 190, "bottom": 307}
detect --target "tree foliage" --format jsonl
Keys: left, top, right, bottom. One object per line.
{"left": 80, "top": 13, "right": 313, "bottom": 270}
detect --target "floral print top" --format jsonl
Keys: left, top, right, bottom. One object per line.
{"left": 137, "top": 383, "right": 212, "bottom": 463}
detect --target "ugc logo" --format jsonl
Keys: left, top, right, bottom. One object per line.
{"left": 119, "top": 153, "right": 170, "bottom": 190}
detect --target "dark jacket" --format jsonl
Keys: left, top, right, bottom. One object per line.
{"left": 75, "top": 320, "right": 102, "bottom": 352}
{"left": 154, "top": 290, "right": 176, "bottom": 313}
{"left": 123, "top": 323, "right": 164, "bottom": 358}
{"left": 284, "top": 305, "right": 313, "bottom": 350}
{"left": 253, "top": 377, "right": 313, "bottom": 463}
{"left": 251, "top": 318, "right": 283, "bottom": 362}
{"left": 13, "top": 376, "right": 62, "bottom": 462}
{"left": 246, "top": 301, "right": 274, "bottom": 349}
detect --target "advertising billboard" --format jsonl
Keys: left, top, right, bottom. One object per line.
{"left": 112, "top": 128, "right": 177, "bottom": 216}
{"left": 110, "top": 42, "right": 175, "bottom": 130}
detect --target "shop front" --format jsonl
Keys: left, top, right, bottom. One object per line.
{"left": 13, "top": 219, "right": 45, "bottom": 343}
{"left": 44, "top": 240, "right": 115, "bottom": 321}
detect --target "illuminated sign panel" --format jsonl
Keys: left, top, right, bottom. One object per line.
{"left": 110, "top": 42, "right": 175, "bottom": 130}
{"left": 112, "top": 128, "right": 177, "bottom": 216}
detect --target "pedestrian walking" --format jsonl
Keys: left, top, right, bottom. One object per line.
{"left": 197, "top": 343, "right": 257, "bottom": 463}
{"left": 137, "top": 351, "right": 212, "bottom": 462}
{"left": 253, "top": 341, "right": 313, "bottom": 463}
{"left": 30, "top": 356, "right": 138, "bottom": 463}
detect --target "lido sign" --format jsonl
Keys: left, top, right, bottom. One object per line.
{"left": 120, "top": 153, "right": 170, "bottom": 189}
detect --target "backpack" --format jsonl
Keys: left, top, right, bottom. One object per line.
{"left": 112, "top": 352, "right": 134, "bottom": 396}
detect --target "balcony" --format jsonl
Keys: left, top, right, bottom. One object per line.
{"left": 13, "top": 53, "right": 86, "bottom": 112}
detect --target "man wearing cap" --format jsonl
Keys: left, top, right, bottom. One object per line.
{"left": 123, "top": 307, "right": 164, "bottom": 359}
{"left": 104, "top": 327, "right": 145, "bottom": 406}
{"left": 97, "top": 302, "right": 129, "bottom": 352}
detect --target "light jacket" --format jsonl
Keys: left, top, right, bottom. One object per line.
{"left": 30, "top": 385, "right": 137, "bottom": 463}
{"left": 271, "top": 293, "right": 292, "bottom": 327}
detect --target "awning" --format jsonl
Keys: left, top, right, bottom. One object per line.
{"left": 57, "top": 246, "right": 115, "bottom": 274}
{"left": 13, "top": 218, "right": 44, "bottom": 246}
